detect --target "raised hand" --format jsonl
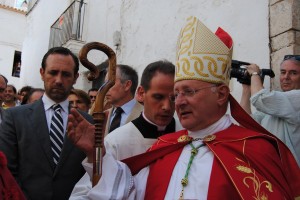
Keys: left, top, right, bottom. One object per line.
{"left": 67, "top": 108, "right": 95, "bottom": 162}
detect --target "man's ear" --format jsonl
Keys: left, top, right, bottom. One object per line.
{"left": 216, "top": 84, "right": 230, "bottom": 106}
{"left": 124, "top": 80, "right": 132, "bottom": 92}
{"left": 40, "top": 68, "right": 45, "bottom": 81}
{"left": 136, "top": 86, "right": 145, "bottom": 103}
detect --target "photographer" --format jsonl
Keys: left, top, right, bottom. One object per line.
{"left": 240, "top": 55, "right": 300, "bottom": 166}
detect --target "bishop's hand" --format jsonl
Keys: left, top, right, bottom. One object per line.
{"left": 67, "top": 108, "right": 95, "bottom": 162}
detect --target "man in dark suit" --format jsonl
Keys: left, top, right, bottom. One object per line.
{"left": 89, "top": 64, "right": 143, "bottom": 136}
{"left": 0, "top": 47, "right": 93, "bottom": 200}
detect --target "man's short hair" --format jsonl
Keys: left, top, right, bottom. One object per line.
{"left": 7, "top": 84, "right": 17, "bottom": 94}
{"left": 70, "top": 89, "right": 91, "bottom": 107}
{"left": 88, "top": 88, "right": 98, "bottom": 93}
{"left": 283, "top": 55, "right": 300, "bottom": 62}
{"left": 281, "top": 55, "right": 300, "bottom": 68}
{"left": 117, "top": 65, "right": 138, "bottom": 96}
{"left": 22, "top": 88, "right": 45, "bottom": 105}
{"left": 41, "top": 47, "right": 79, "bottom": 74}
{"left": 0, "top": 74, "right": 8, "bottom": 84}
{"left": 19, "top": 86, "right": 33, "bottom": 95}
{"left": 141, "top": 60, "right": 175, "bottom": 91}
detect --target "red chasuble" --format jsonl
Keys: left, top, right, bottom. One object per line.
{"left": 124, "top": 126, "right": 300, "bottom": 200}
{"left": 122, "top": 95, "right": 300, "bottom": 199}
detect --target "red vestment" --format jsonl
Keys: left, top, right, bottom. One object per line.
{"left": 123, "top": 95, "right": 300, "bottom": 200}
{"left": 0, "top": 151, "right": 26, "bottom": 200}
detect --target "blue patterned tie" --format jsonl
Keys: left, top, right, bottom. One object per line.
{"left": 49, "top": 104, "right": 64, "bottom": 166}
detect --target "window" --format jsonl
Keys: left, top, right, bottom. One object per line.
{"left": 12, "top": 51, "right": 22, "bottom": 78}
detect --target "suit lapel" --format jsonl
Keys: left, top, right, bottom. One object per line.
{"left": 126, "top": 102, "right": 143, "bottom": 123}
{"left": 104, "top": 108, "right": 113, "bottom": 135}
{"left": 53, "top": 136, "right": 74, "bottom": 176}
{"left": 31, "top": 100, "right": 56, "bottom": 170}
{"left": 105, "top": 102, "right": 143, "bottom": 135}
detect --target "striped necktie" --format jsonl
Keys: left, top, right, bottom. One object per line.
{"left": 49, "top": 104, "right": 64, "bottom": 166}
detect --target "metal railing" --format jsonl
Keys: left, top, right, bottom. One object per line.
{"left": 49, "top": 0, "right": 86, "bottom": 48}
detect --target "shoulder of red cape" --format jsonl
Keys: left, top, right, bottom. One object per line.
{"left": 122, "top": 124, "right": 284, "bottom": 174}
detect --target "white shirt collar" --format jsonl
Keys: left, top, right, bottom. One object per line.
{"left": 115, "top": 98, "right": 136, "bottom": 115}
{"left": 42, "top": 93, "right": 69, "bottom": 113}
{"left": 188, "top": 114, "right": 232, "bottom": 139}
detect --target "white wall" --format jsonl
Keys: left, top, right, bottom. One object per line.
{"left": 21, "top": 0, "right": 74, "bottom": 89}
{"left": 0, "top": 6, "right": 26, "bottom": 90}
{"left": 20, "top": 0, "right": 270, "bottom": 100}
{"left": 115, "top": 0, "right": 270, "bottom": 100}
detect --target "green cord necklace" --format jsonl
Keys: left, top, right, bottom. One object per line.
{"left": 179, "top": 142, "right": 206, "bottom": 200}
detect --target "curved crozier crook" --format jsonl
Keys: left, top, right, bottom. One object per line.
{"left": 79, "top": 42, "right": 117, "bottom": 113}
{"left": 78, "top": 42, "right": 117, "bottom": 186}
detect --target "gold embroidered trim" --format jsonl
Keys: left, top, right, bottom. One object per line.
{"left": 236, "top": 158, "right": 273, "bottom": 200}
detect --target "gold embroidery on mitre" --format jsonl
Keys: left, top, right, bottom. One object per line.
{"left": 175, "top": 16, "right": 233, "bottom": 85}
{"left": 181, "top": 58, "right": 195, "bottom": 76}
{"left": 176, "top": 62, "right": 182, "bottom": 78}
{"left": 191, "top": 56, "right": 209, "bottom": 77}
{"left": 179, "top": 32, "right": 194, "bottom": 56}
{"left": 235, "top": 158, "right": 273, "bottom": 200}
{"left": 204, "top": 56, "right": 226, "bottom": 81}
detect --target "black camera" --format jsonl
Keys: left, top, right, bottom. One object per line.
{"left": 230, "top": 60, "right": 275, "bottom": 85}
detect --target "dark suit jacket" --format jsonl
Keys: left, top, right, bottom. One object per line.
{"left": 0, "top": 99, "right": 93, "bottom": 200}
{"left": 104, "top": 102, "right": 143, "bottom": 136}
{"left": 0, "top": 107, "right": 5, "bottom": 123}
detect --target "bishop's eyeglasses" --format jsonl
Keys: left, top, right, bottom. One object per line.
{"left": 169, "top": 85, "right": 217, "bottom": 102}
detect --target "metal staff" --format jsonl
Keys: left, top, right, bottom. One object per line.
{"left": 79, "top": 42, "right": 116, "bottom": 186}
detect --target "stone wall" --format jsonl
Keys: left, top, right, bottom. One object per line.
{"left": 270, "top": 0, "right": 300, "bottom": 90}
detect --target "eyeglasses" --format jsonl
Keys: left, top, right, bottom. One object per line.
{"left": 283, "top": 55, "right": 300, "bottom": 61}
{"left": 89, "top": 96, "right": 96, "bottom": 99}
{"left": 170, "top": 85, "right": 217, "bottom": 102}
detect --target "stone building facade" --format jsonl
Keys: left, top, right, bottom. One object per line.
{"left": 270, "top": 0, "right": 300, "bottom": 90}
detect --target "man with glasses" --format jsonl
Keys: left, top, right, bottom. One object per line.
{"left": 240, "top": 55, "right": 300, "bottom": 166}
{"left": 87, "top": 88, "right": 97, "bottom": 105}
{"left": 67, "top": 17, "right": 300, "bottom": 199}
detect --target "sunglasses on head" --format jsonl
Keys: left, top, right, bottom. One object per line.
{"left": 283, "top": 55, "right": 300, "bottom": 61}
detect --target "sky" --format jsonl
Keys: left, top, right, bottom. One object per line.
{"left": 15, "top": 0, "right": 27, "bottom": 8}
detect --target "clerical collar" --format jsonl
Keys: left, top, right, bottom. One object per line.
{"left": 132, "top": 114, "right": 176, "bottom": 139}
{"left": 188, "top": 114, "right": 232, "bottom": 139}
{"left": 142, "top": 112, "right": 166, "bottom": 131}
